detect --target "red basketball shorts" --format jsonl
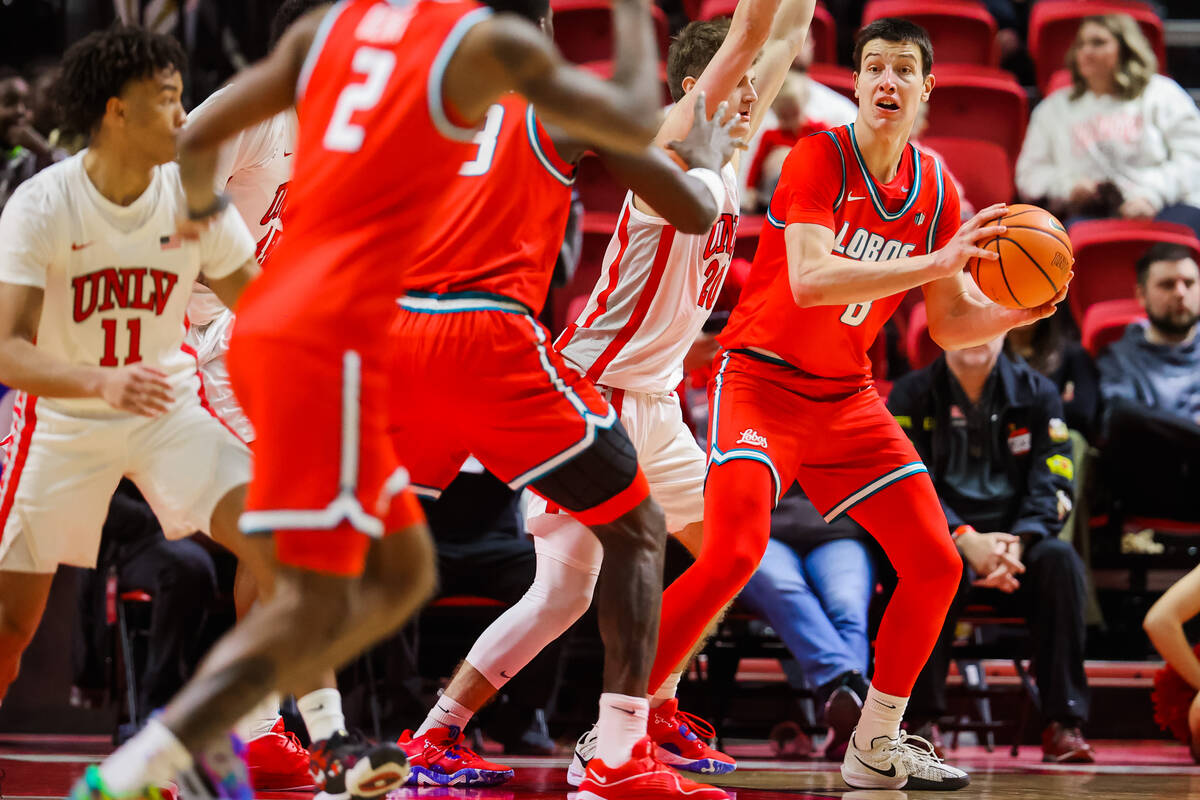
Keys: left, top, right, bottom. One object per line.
{"left": 388, "top": 291, "right": 648, "bottom": 526}
{"left": 227, "top": 332, "right": 425, "bottom": 577}
{"left": 707, "top": 350, "right": 930, "bottom": 521}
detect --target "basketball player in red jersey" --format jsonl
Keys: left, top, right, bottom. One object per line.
{"left": 660, "top": 18, "right": 1072, "bottom": 792}
{"left": 75, "top": 0, "right": 666, "bottom": 798}
{"left": 389, "top": 0, "right": 746, "bottom": 789}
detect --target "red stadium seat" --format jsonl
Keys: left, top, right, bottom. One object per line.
{"left": 734, "top": 213, "right": 764, "bottom": 261}
{"left": 1080, "top": 298, "right": 1144, "bottom": 357}
{"left": 1045, "top": 68, "right": 1073, "bottom": 95}
{"left": 862, "top": 0, "right": 998, "bottom": 66}
{"left": 551, "top": 0, "right": 672, "bottom": 63}
{"left": 1066, "top": 219, "right": 1199, "bottom": 327}
{"left": 698, "top": 1, "right": 837, "bottom": 65}
{"left": 906, "top": 301, "right": 941, "bottom": 369}
{"left": 575, "top": 154, "right": 628, "bottom": 215}
{"left": 1028, "top": 0, "right": 1165, "bottom": 95}
{"left": 807, "top": 62, "right": 856, "bottom": 103}
{"left": 919, "top": 136, "right": 1014, "bottom": 208}
{"left": 922, "top": 64, "right": 1027, "bottom": 164}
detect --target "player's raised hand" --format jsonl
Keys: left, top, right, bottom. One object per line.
{"left": 666, "top": 92, "right": 747, "bottom": 174}
{"left": 1008, "top": 268, "right": 1075, "bottom": 329}
{"left": 99, "top": 364, "right": 174, "bottom": 416}
{"left": 931, "top": 203, "right": 1009, "bottom": 279}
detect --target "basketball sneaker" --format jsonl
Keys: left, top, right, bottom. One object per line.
{"left": 841, "top": 729, "right": 969, "bottom": 791}
{"left": 397, "top": 726, "right": 514, "bottom": 786}
{"left": 68, "top": 768, "right": 176, "bottom": 800}
{"left": 576, "top": 737, "right": 730, "bottom": 800}
{"left": 646, "top": 699, "right": 736, "bottom": 776}
{"left": 246, "top": 718, "right": 316, "bottom": 790}
{"left": 309, "top": 729, "right": 410, "bottom": 800}
{"left": 179, "top": 732, "right": 253, "bottom": 800}
{"left": 566, "top": 725, "right": 598, "bottom": 787}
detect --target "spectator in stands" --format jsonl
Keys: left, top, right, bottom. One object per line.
{"left": 1006, "top": 307, "right": 1101, "bottom": 441}
{"left": 1, "top": 66, "right": 62, "bottom": 209}
{"left": 1096, "top": 242, "right": 1200, "bottom": 523}
{"left": 737, "top": 484, "right": 875, "bottom": 761}
{"left": 1015, "top": 14, "right": 1200, "bottom": 239}
{"left": 1144, "top": 563, "right": 1200, "bottom": 762}
{"left": 888, "top": 335, "right": 1095, "bottom": 764}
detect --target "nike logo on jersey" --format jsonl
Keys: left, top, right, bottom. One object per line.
{"left": 846, "top": 192, "right": 866, "bottom": 202}
{"left": 71, "top": 241, "right": 94, "bottom": 251}
{"left": 855, "top": 756, "right": 897, "bottom": 778}
{"left": 499, "top": 670, "right": 513, "bottom": 679}
{"left": 283, "top": 151, "right": 294, "bottom": 157}
{"left": 736, "top": 428, "right": 768, "bottom": 448}
{"left": 832, "top": 222, "right": 918, "bottom": 262}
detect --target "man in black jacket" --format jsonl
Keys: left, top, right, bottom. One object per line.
{"left": 887, "top": 336, "right": 1093, "bottom": 763}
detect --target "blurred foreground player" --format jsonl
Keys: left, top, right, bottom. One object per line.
{"left": 75, "top": 0, "right": 668, "bottom": 798}
{"left": 682, "top": 18, "right": 1072, "bottom": 790}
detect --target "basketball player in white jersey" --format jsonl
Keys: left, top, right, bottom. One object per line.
{"left": 0, "top": 26, "right": 257, "bottom": 712}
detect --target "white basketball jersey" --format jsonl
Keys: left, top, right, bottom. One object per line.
{"left": 186, "top": 87, "right": 297, "bottom": 326}
{"left": 556, "top": 162, "right": 739, "bottom": 394}
{"left": 0, "top": 153, "right": 255, "bottom": 417}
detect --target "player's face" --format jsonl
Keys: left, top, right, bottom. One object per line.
{"left": 1139, "top": 258, "right": 1200, "bottom": 336}
{"left": 725, "top": 69, "right": 758, "bottom": 140}
{"left": 119, "top": 67, "right": 185, "bottom": 165}
{"left": 1074, "top": 21, "right": 1120, "bottom": 87}
{"left": 0, "top": 76, "right": 31, "bottom": 146}
{"left": 853, "top": 40, "right": 932, "bottom": 134}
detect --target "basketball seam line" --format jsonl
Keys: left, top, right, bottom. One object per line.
{"left": 997, "top": 235, "right": 1060, "bottom": 298}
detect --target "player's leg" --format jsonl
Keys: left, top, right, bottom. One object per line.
{"left": 0, "top": 571, "right": 54, "bottom": 698}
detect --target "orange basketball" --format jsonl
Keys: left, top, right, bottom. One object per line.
{"left": 967, "top": 204, "right": 1073, "bottom": 309}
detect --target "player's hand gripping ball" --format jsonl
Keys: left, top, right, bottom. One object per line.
{"left": 967, "top": 204, "right": 1073, "bottom": 309}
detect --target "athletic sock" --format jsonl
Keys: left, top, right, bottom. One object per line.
{"left": 595, "top": 693, "right": 648, "bottom": 768}
{"left": 854, "top": 686, "right": 908, "bottom": 749}
{"left": 650, "top": 672, "right": 682, "bottom": 708}
{"left": 99, "top": 718, "right": 192, "bottom": 796}
{"left": 297, "top": 688, "right": 345, "bottom": 744}
{"left": 233, "top": 692, "right": 281, "bottom": 741}
{"left": 415, "top": 692, "right": 474, "bottom": 738}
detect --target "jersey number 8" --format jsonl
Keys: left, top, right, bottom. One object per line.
{"left": 839, "top": 302, "right": 872, "bottom": 327}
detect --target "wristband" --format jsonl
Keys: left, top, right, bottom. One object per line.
{"left": 951, "top": 524, "right": 975, "bottom": 541}
{"left": 686, "top": 167, "right": 726, "bottom": 212}
{"left": 188, "top": 192, "right": 231, "bottom": 221}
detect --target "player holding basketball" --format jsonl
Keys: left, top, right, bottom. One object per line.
{"left": 74, "top": 0, "right": 668, "bottom": 797}
{"left": 666, "top": 18, "right": 1070, "bottom": 791}
{"left": 392, "top": 0, "right": 762, "bottom": 788}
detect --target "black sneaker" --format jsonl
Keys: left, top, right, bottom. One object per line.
{"left": 824, "top": 685, "right": 864, "bottom": 760}
{"left": 309, "top": 729, "right": 410, "bottom": 800}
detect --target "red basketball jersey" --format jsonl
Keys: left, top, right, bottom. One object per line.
{"left": 235, "top": 0, "right": 492, "bottom": 346}
{"left": 720, "top": 124, "right": 961, "bottom": 383}
{"left": 403, "top": 94, "right": 575, "bottom": 313}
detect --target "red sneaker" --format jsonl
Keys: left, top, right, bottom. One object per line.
{"left": 577, "top": 737, "right": 729, "bottom": 800}
{"left": 246, "top": 718, "right": 317, "bottom": 791}
{"left": 397, "top": 727, "right": 514, "bottom": 786}
{"left": 647, "top": 699, "right": 736, "bottom": 776}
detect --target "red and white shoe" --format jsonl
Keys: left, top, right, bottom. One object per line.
{"left": 397, "top": 727, "right": 514, "bottom": 786}
{"left": 246, "top": 718, "right": 317, "bottom": 791}
{"left": 647, "top": 699, "right": 736, "bottom": 776}
{"left": 576, "top": 737, "right": 729, "bottom": 800}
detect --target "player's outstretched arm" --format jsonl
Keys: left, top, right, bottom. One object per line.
{"left": 0, "top": 283, "right": 172, "bottom": 415}
{"left": 1145, "top": 564, "right": 1200, "bottom": 691}
{"left": 598, "top": 94, "right": 745, "bottom": 233}
{"left": 207, "top": 260, "right": 261, "bottom": 311}
{"left": 922, "top": 265, "right": 1073, "bottom": 350}
{"left": 444, "top": 1, "right": 660, "bottom": 155}
{"left": 177, "top": 7, "right": 323, "bottom": 214}
{"left": 742, "top": 0, "right": 815, "bottom": 140}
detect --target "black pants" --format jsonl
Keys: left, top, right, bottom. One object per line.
{"left": 1102, "top": 398, "right": 1200, "bottom": 522}
{"left": 909, "top": 536, "right": 1090, "bottom": 726}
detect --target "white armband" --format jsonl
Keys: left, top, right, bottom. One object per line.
{"left": 686, "top": 167, "right": 726, "bottom": 213}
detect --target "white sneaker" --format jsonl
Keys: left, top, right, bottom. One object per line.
{"left": 841, "top": 728, "right": 969, "bottom": 791}
{"left": 565, "top": 725, "right": 598, "bottom": 787}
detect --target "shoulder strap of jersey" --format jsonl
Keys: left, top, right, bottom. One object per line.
{"left": 820, "top": 127, "right": 847, "bottom": 211}
{"left": 296, "top": 0, "right": 351, "bottom": 101}
{"left": 924, "top": 154, "right": 946, "bottom": 254}
{"left": 525, "top": 105, "right": 576, "bottom": 186}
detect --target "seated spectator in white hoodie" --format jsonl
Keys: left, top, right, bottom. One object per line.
{"left": 1015, "top": 14, "right": 1200, "bottom": 238}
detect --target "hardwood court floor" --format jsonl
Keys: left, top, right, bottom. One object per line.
{"left": 1, "top": 736, "right": 1198, "bottom": 799}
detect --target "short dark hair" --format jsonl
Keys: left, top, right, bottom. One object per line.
{"left": 56, "top": 24, "right": 186, "bottom": 137}
{"left": 852, "top": 17, "right": 934, "bottom": 76}
{"left": 269, "top": 0, "right": 330, "bottom": 50}
{"left": 666, "top": 18, "right": 730, "bottom": 102}
{"left": 1136, "top": 242, "right": 1195, "bottom": 285}
{"left": 482, "top": 0, "right": 551, "bottom": 23}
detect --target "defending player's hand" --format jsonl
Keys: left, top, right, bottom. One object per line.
{"left": 931, "top": 203, "right": 1009, "bottom": 279}
{"left": 666, "top": 92, "right": 747, "bottom": 174}
{"left": 99, "top": 363, "right": 174, "bottom": 416}
{"left": 1009, "top": 268, "right": 1075, "bottom": 329}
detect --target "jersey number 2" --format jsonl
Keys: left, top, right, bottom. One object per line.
{"left": 839, "top": 302, "right": 872, "bottom": 327}
{"left": 324, "top": 47, "right": 397, "bottom": 153}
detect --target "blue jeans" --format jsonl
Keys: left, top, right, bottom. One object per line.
{"left": 738, "top": 537, "right": 875, "bottom": 690}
